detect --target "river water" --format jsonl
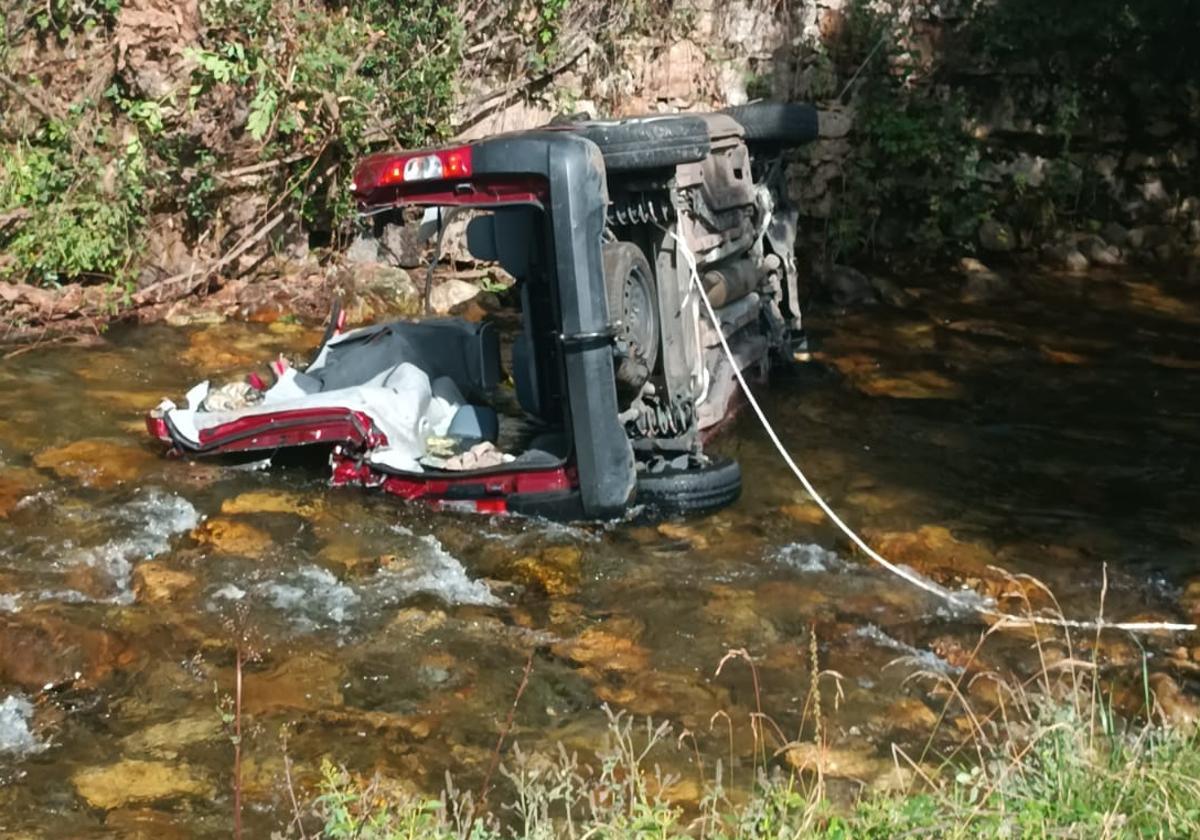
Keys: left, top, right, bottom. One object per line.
{"left": 1, "top": 268, "right": 1198, "bottom": 835}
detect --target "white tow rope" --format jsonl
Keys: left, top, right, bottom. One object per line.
{"left": 671, "top": 232, "right": 1196, "bottom": 635}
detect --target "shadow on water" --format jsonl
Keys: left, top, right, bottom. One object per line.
{"left": 0, "top": 268, "right": 1198, "bottom": 835}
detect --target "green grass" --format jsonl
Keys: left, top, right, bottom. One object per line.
{"left": 302, "top": 645, "right": 1200, "bottom": 840}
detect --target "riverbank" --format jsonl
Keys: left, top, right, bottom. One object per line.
{"left": 307, "top": 654, "right": 1200, "bottom": 839}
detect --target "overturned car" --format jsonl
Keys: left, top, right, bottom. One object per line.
{"left": 148, "top": 103, "right": 818, "bottom": 519}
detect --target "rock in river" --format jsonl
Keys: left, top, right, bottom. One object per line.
{"left": 72, "top": 759, "right": 213, "bottom": 810}
{"left": 192, "top": 516, "right": 273, "bottom": 556}
{"left": 33, "top": 438, "right": 156, "bottom": 489}
{"left": 132, "top": 562, "right": 198, "bottom": 604}
{"left": 0, "top": 613, "right": 137, "bottom": 691}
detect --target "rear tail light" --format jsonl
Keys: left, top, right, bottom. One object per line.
{"left": 351, "top": 146, "right": 473, "bottom": 195}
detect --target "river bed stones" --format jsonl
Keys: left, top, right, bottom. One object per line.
{"left": 72, "top": 759, "right": 213, "bottom": 810}
{"left": 0, "top": 467, "right": 44, "bottom": 518}
{"left": 120, "top": 715, "right": 223, "bottom": 759}
{"left": 192, "top": 516, "right": 273, "bottom": 556}
{"left": 221, "top": 488, "right": 324, "bottom": 518}
{"left": 33, "top": 438, "right": 157, "bottom": 488}
{"left": 785, "top": 741, "right": 892, "bottom": 781}
{"left": 0, "top": 613, "right": 137, "bottom": 691}
{"left": 242, "top": 652, "right": 345, "bottom": 714}
{"left": 501, "top": 546, "right": 582, "bottom": 597}
{"left": 131, "top": 562, "right": 199, "bottom": 604}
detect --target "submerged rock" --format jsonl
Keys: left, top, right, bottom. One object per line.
{"left": 0, "top": 467, "right": 45, "bottom": 518}
{"left": 553, "top": 619, "right": 650, "bottom": 674}
{"left": 502, "top": 545, "right": 582, "bottom": 597}
{"left": 220, "top": 489, "right": 323, "bottom": 518}
{"left": 33, "top": 438, "right": 156, "bottom": 489}
{"left": 72, "top": 759, "right": 213, "bottom": 810}
{"left": 959, "top": 258, "right": 1013, "bottom": 304}
{"left": 1149, "top": 673, "right": 1199, "bottom": 728}
{"left": 131, "top": 562, "right": 198, "bottom": 604}
{"left": 785, "top": 742, "right": 891, "bottom": 781}
{"left": 192, "top": 517, "right": 273, "bottom": 556}
{"left": 242, "top": 653, "right": 345, "bottom": 714}
{"left": 0, "top": 613, "right": 137, "bottom": 690}
{"left": 781, "top": 501, "right": 826, "bottom": 525}
{"left": 120, "top": 715, "right": 222, "bottom": 758}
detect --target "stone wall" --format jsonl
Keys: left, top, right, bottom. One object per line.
{"left": 459, "top": 0, "right": 1200, "bottom": 279}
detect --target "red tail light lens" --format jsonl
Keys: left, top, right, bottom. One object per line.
{"left": 351, "top": 146, "right": 473, "bottom": 196}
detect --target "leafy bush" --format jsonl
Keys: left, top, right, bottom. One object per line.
{"left": 0, "top": 122, "right": 148, "bottom": 287}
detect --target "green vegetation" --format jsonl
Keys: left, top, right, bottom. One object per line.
{"left": 814, "top": 0, "right": 1200, "bottom": 263}
{"left": 0, "top": 0, "right": 462, "bottom": 288}
{"left": 0, "top": 119, "right": 149, "bottom": 288}
{"left": 307, "top": 651, "right": 1200, "bottom": 839}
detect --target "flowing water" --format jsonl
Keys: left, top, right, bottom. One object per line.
{"left": 1, "top": 268, "right": 1199, "bottom": 835}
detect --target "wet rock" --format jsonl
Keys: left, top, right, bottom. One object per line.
{"left": 314, "top": 707, "right": 437, "bottom": 740}
{"left": 86, "top": 388, "right": 166, "bottom": 413}
{"left": 0, "top": 614, "right": 137, "bottom": 690}
{"left": 593, "top": 668, "right": 729, "bottom": 726}
{"left": 1149, "top": 673, "right": 1199, "bottom": 729}
{"left": 703, "top": 585, "right": 780, "bottom": 645}
{"left": 553, "top": 619, "right": 650, "bottom": 673}
{"left": 502, "top": 546, "right": 581, "bottom": 597}
{"left": 33, "top": 438, "right": 156, "bottom": 489}
{"left": 824, "top": 265, "right": 877, "bottom": 306}
{"left": 754, "top": 580, "right": 833, "bottom": 621}
{"left": 72, "top": 759, "right": 213, "bottom": 810}
{"left": 101, "top": 808, "right": 194, "bottom": 839}
{"left": 870, "top": 275, "right": 914, "bottom": 307}
{"left": 242, "top": 653, "right": 345, "bottom": 714}
{"left": 192, "top": 517, "right": 273, "bottom": 556}
{"left": 978, "top": 219, "right": 1015, "bottom": 252}
{"left": 131, "top": 562, "right": 198, "bottom": 604}
{"left": 0, "top": 467, "right": 44, "bottom": 518}
{"left": 656, "top": 522, "right": 709, "bottom": 550}
{"left": 221, "top": 489, "right": 323, "bottom": 518}
{"left": 1180, "top": 579, "right": 1200, "bottom": 621}
{"left": 429, "top": 279, "right": 480, "bottom": 314}
{"left": 781, "top": 501, "right": 825, "bottom": 525}
{"left": 959, "top": 258, "right": 1013, "bottom": 304}
{"left": 121, "top": 716, "right": 222, "bottom": 758}
{"left": 785, "top": 742, "right": 890, "bottom": 781}
{"left": 884, "top": 697, "right": 939, "bottom": 733}
{"left": 387, "top": 607, "right": 447, "bottom": 636}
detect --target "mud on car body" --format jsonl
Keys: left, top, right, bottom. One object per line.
{"left": 147, "top": 103, "right": 819, "bottom": 520}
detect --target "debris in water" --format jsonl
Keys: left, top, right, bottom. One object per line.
{"left": 0, "top": 694, "right": 48, "bottom": 756}
{"left": 774, "top": 542, "right": 843, "bottom": 573}
{"left": 855, "top": 624, "right": 961, "bottom": 675}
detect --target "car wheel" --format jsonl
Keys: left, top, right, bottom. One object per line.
{"left": 636, "top": 457, "right": 742, "bottom": 516}
{"left": 568, "top": 115, "right": 711, "bottom": 171}
{"left": 721, "top": 103, "right": 819, "bottom": 147}
{"left": 603, "top": 241, "right": 659, "bottom": 393}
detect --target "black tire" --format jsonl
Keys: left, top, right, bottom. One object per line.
{"left": 636, "top": 457, "right": 742, "bottom": 516}
{"left": 721, "top": 103, "right": 819, "bottom": 147}
{"left": 602, "top": 241, "right": 659, "bottom": 393}
{"left": 569, "top": 115, "right": 711, "bottom": 172}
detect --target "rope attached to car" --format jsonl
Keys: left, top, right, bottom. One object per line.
{"left": 668, "top": 230, "right": 1196, "bottom": 635}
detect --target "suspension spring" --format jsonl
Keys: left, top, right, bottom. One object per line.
{"left": 608, "top": 193, "right": 675, "bottom": 227}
